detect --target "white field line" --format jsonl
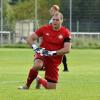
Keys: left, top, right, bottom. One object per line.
{"left": 0, "top": 72, "right": 26, "bottom": 74}
{"left": 0, "top": 80, "right": 24, "bottom": 84}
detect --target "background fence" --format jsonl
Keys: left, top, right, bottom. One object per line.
{"left": 61, "top": 0, "right": 100, "bottom": 32}
{"left": 0, "top": 0, "right": 100, "bottom": 47}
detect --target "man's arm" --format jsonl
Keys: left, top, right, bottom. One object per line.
{"left": 27, "top": 32, "right": 46, "bottom": 54}
{"left": 41, "top": 42, "right": 71, "bottom": 56}
{"left": 56, "top": 42, "right": 71, "bottom": 55}
{"left": 27, "top": 32, "right": 38, "bottom": 46}
{"left": 27, "top": 32, "right": 42, "bottom": 53}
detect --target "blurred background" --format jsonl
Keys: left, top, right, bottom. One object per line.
{"left": 0, "top": 0, "right": 100, "bottom": 48}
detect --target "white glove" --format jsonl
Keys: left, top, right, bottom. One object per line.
{"left": 32, "top": 44, "right": 57, "bottom": 56}
{"left": 42, "top": 49, "right": 57, "bottom": 56}
{"left": 32, "top": 44, "right": 43, "bottom": 53}
{"left": 32, "top": 44, "right": 38, "bottom": 50}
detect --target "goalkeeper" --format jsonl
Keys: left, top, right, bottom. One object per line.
{"left": 19, "top": 12, "right": 71, "bottom": 89}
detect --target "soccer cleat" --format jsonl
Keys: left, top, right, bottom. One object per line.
{"left": 63, "top": 69, "right": 69, "bottom": 72}
{"left": 18, "top": 85, "right": 29, "bottom": 90}
{"left": 35, "top": 76, "right": 41, "bottom": 89}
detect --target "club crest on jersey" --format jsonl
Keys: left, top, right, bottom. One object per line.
{"left": 46, "top": 33, "right": 50, "bottom": 36}
{"left": 58, "top": 34, "right": 63, "bottom": 39}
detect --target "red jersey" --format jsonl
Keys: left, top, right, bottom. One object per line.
{"left": 34, "top": 24, "right": 71, "bottom": 82}
{"left": 35, "top": 24, "right": 71, "bottom": 51}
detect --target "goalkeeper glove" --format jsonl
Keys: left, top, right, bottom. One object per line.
{"left": 32, "top": 44, "right": 46, "bottom": 55}
{"left": 32, "top": 44, "right": 42, "bottom": 53}
{"left": 32, "top": 44, "right": 57, "bottom": 56}
{"left": 42, "top": 49, "right": 57, "bottom": 56}
{"left": 32, "top": 44, "right": 38, "bottom": 50}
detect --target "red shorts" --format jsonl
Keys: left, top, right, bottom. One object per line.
{"left": 34, "top": 53, "right": 63, "bottom": 83}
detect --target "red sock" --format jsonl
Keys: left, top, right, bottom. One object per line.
{"left": 39, "top": 78, "right": 47, "bottom": 89}
{"left": 26, "top": 68, "right": 38, "bottom": 87}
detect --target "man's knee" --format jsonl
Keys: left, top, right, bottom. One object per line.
{"left": 47, "top": 82, "right": 57, "bottom": 89}
{"left": 34, "top": 59, "right": 43, "bottom": 70}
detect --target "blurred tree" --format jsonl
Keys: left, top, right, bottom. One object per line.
{"left": 8, "top": 0, "right": 20, "bottom": 5}
{"left": 6, "top": 0, "right": 60, "bottom": 27}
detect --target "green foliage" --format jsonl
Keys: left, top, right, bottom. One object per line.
{"left": 0, "top": 43, "right": 29, "bottom": 48}
{"left": 5, "top": 0, "right": 61, "bottom": 29}
{"left": 72, "top": 38, "right": 100, "bottom": 49}
{"left": 7, "top": 0, "right": 35, "bottom": 20}
{"left": 6, "top": 5, "right": 16, "bottom": 28}
{"left": 8, "top": 0, "right": 19, "bottom": 5}
{"left": 0, "top": 38, "right": 100, "bottom": 49}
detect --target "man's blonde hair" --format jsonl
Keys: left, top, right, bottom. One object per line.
{"left": 52, "top": 5, "right": 60, "bottom": 11}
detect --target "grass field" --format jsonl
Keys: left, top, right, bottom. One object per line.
{"left": 0, "top": 48, "right": 100, "bottom": 100}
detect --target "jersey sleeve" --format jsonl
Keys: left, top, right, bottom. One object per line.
{"left": 35, "top": 26, "right": 45, "bottom": 37}
{"left": 64, "top": 29, "right": 71, "bottom": 42}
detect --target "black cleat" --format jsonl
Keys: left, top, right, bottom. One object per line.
{"left": 63, "top": 69, "right": 69, "bottom": 72}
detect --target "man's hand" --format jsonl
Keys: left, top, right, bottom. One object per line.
{"left": 41, "top": 49, "right": 57, "bottom": 56}
{"left": 32, "top": 44, "right": 56, "bottom": 56}
{"left": 34, "top": 48, "right": 56, "bottom": 56}
{"left": 34, "top": 47, "right": 45, "bottom": 54}
{"left": 32, "top": 44, "right": 38, "bottom": 50}
{"left": 32, "top": 44, "right": 43, "bottom": 54}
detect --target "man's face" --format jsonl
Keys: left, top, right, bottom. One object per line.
{"left": 52, "top": 15, "right": 62, "bottom": 30}
{"left": 49, "top": 7, "right": 57, "bottom": 16}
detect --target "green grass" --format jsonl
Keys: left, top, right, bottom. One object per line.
{"left": 0, "top": 48, "right": 100, "bottom": 100}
